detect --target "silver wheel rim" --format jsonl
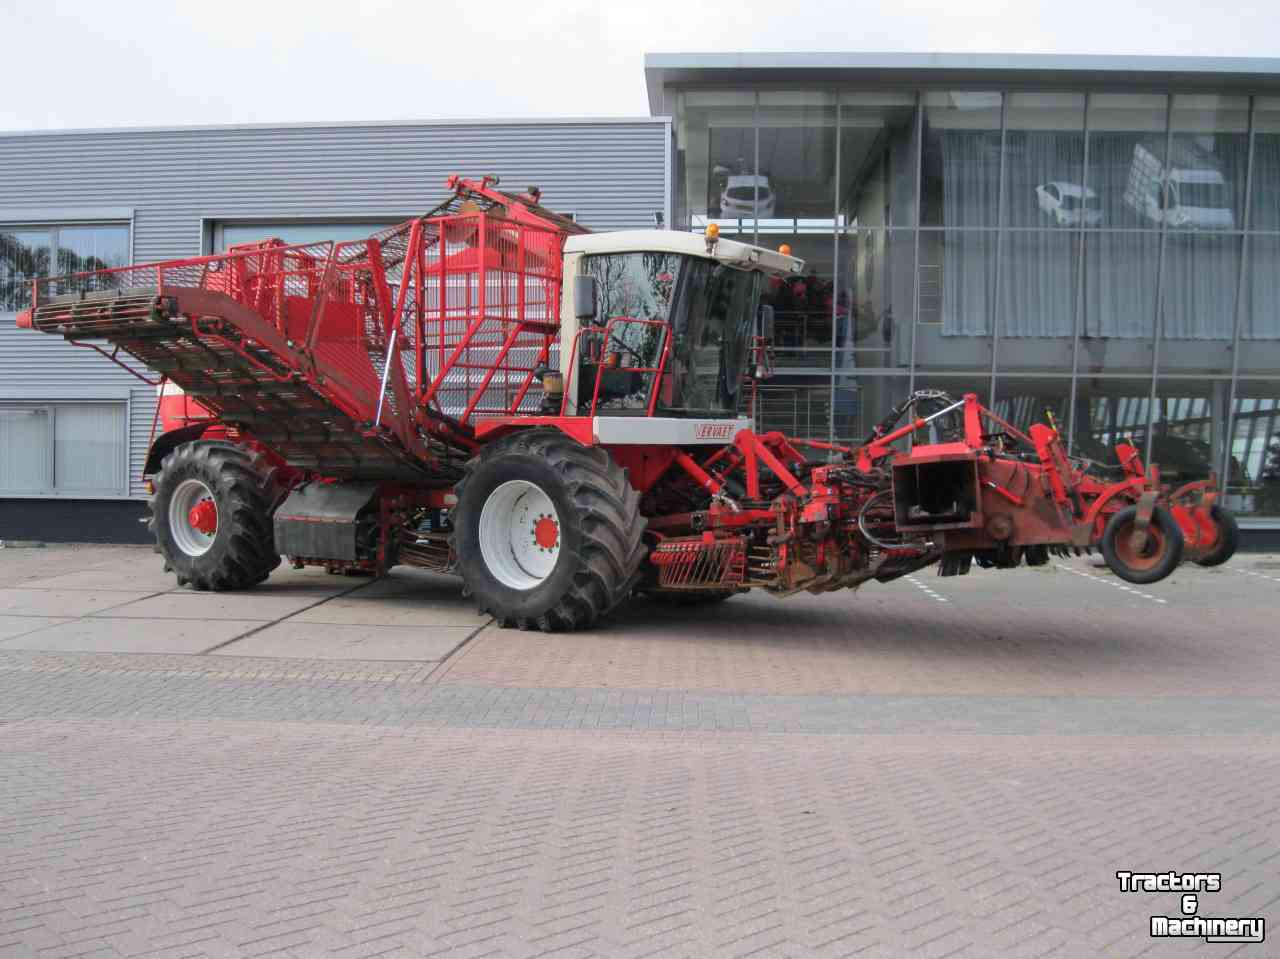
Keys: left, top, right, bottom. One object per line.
{"left": 169, "top": 478, "right": 218, "bottom": 557}
{"left": 478, "top": 479, "right": 560, "bottom": 590}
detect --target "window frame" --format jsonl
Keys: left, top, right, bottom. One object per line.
{"left": 0, "top": 397, "right": 132, "bottom": 499}
{"left": 1, "top": 219, "right": 133, "bottom": 313}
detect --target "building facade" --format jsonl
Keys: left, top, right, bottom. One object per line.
{"left": 0, "top": 118, "right": 670, "bottom": 541}
{"left": 3, "top": 52, "right": 1280, "bottom": 543}
{"left": 649, "top": 54, "right": 1280, "bottom": 540}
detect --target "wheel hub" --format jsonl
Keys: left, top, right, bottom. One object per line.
{"left": 169, "top": 478, "right": 219, "bottom": 557}
{"left": 478, "top": 480, "right": 561, "bottom": 590}
{"left": 533, "top": 515, "right": 559, "bottom": 550}
{"left": 188, "top": 499, "right": 218, "bottom": 535}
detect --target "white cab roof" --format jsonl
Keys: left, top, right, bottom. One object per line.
{"left": 564, "top": 229, "right": 804, "bottom": 276}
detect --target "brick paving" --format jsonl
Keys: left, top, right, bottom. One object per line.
{"left": 0, "top": 546, "right": 1278, "bottom": 957}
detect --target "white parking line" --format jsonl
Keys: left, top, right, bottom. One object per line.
{"left": 905, "top": 574, "right": 949, "bottom": 603}
{"left": 1239, "top": 568, "right": 1280, "bottom": 585}
{"left": 1053, "top": 562, "right": 1168, "bottom": 604}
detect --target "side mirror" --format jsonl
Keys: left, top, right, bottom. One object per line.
{"left": 758, "top": 304, "right": 775, "bottom": 341}
{"left": 574, "top": 275, "right": 597, "bottom": 321}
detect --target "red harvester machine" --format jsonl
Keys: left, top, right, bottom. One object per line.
{"left": 17, "top": 177, "right": 1237, "bottom": 630}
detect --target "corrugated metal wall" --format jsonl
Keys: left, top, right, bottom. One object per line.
{"left": 0, "top": 118, "right": 670, "bottom": 498}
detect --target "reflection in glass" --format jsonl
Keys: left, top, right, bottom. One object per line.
{"left": 1, "top": 230, "right": 52, "bottom": 312}
{"left": 1167, "top": 95, "right": 1249, "bottom": 231}
{"left": 754, "top": 377, "right": 833, "bottom": 441}
{"left": 1158, "top": 232, "right": 1239, "bottom": 372}
{"left": 836, "top": 227, "right": 914, "bottom": 370}
{"left": 997, "top": 230, "right": 1077, "bottom": 371}
{"left": 1228, "top": 381, "right": 1280, "bottom": 516}
{"left": 839, "top": 92, "right": 918, "bottom": 228}
{"left": 1250, "top": 97, "right": 1280, "bottom": 231}
{"left": 217, "top": 222, "right": 393, "bottom": 250}
{"left": 675, "top": 90, "right": 757, "bottom": 229}
{"left": 764, "top": 234, "right": 836, "bottom": 371}
{"left": 579, "top": 251, "right": 681, "bottom": 414}
{"left": 918, "top": 230, "right": 995, "bottom": 371}
{"left": 992, "top": 377, "right": 1072, "bottom": 443}
{"left": 1149, "top": 378, "right": 1236, "bottom": 487}
{"left": 1004, "top": 93, "right": 1086, "bottom": 230}
{"left": 756, "top": 92, "right": 837, "bottom": 228}
{"left": 1241, "top": 236, "right": 1280, "bottom": 374}
{"left": 1086, "top": 93, "right": 1169, "bottom": 230}
{"left": 1073, "top": 377, "right": 1153, "bottom": 463}
{"left": 1080, "top": 231, "right": 1158, "bottom": 369}
{"left": 921, "top": 92, "right": 1003, "bottom": 227}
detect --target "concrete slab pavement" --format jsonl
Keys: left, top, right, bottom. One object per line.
{"left": 214, "top": 620, "right": 477, "bottom": 661}
{"left": 0, "top": 615, "right": 267, "bottom": 654}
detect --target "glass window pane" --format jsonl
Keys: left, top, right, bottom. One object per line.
{"left": 55, "top": 225, "right": 129, "bottom": 275}
{"left": 1082, "top": 231, "right": 1159, "bottom": 364}
{"left": 0, "top": 407, "right": 52, "bottom": 492}
{"left": 1167, "top": 95, "right": 1249, "bottom": 231}
{"left": 675, "top": 90, "right": 757, "bottom": 230}
{"left": 1004, "top": 93, "right": 1086, "bottom": 230}
{"left": 756, "top": 91, "right": 836, "bottom": 226}
{"left": 1150, "top": 378, "right": 1230, "bottom": 486}
{"left": 916, "top": 230, "right": 995, "bottom": 371}
{"left": 835, "top": 373, "right": 910, "bottom": 446}
{"left": 764, "top": 234, "right": 836, "bottom": 372}
{"left": 1226, "top": 380, "right": 1280, "bottom": 517}
{"left": 1158, "top": 232, "right": 1239, "bottom": 373}
{"left": 834, "top": 227, "right": 914, "bottom": 371}
{"left": 217, "top": 222, "right": 394, "bottom": 251}
{"left": 0, "top": 229, "right": 52, "bottom": 312}
{"left": 997, "top": 230, "right": 1078, "bottom": 372}
{"left": 839, "top": 92, "right": 918, "bottom": 229}
{"left": 992, "top": 377, "right": 1072, "bottom": 444}
{"left": 1250, "top": 97, "right": 1280, "bottom": 231}
{"left": 753, "top": 378, "right": 832, "bottom": 441}
{"left": 1073, "top": 377, "right": 1154, "bottom": 464}
{"left": 1240, "top": 234, "right": 1280, "bottom": 374}
{"left": 54, "top": 403, "right": 126, "bottom": 493}
{"left": 922, "top": 92, "right": 1003, "bottom": 227}
{"left": 1086, "top": 93, "right": 1169, "bottom": 230}
{"left": 753, "top": 92, "right": 837, "bottom": 374}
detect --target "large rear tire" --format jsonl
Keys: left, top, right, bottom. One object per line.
{"left": 452, "top": 429, "right": 645, "bottom": 631}
{"left": 1100, "top": 504, "right": 1183, "bottom": 585}
{"left": 1193, "top": 504, "right": 1239, "bottom": 567}
{"left": 149, "top": 441, "right": 282, "bottom": 591}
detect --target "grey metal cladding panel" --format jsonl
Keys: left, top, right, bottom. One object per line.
{"left": 0, "top": 121, "right": 669, "bottom": 262}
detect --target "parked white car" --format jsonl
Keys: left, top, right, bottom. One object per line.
{"left": 1123, "top": 143, "right": 1236, "bottom": 229}
{"left": 1035, "top": 181, "right": 1103, "bottom": 226}
{"left": 719, "top": 175, "right": 776, "bottom": 219}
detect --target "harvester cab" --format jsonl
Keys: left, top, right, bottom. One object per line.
{"left": 552, "top": 228, "right": 800, "bottom": 424}
{"left": 15, "top": 175, "right": 1237, "bottom": 632}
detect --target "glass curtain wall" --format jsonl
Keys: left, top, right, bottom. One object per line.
{"left": 674, "top": 86, "right": 1280, "bottom": 519}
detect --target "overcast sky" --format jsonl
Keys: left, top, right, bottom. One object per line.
{"left": 4, "top": 0, "right": 1278, "bottom": 131}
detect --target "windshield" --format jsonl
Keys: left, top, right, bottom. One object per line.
{"left": 577, "top": 252, "right": 762, "bottom": 418}
{"left": 1176, "top": 180, "right": 1230, "bottom": 209}
{"left": 661, "top": 258, "right": 761, "bottom": 417}
{"left": 726, "top": 186, "right": 771, "bottom": 200}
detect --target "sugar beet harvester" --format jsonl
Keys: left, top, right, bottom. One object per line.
{"left": 18, "top": 177, "right": 1237, "bottom": 631}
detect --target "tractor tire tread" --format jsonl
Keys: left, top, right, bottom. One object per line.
{"left": 150, "top": 441, "right": 282, "bottom": 591}
{"left": 453, "top": 429, "right": 645, "bottom": 632}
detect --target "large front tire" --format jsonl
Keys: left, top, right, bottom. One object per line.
{"left": 149, "top": 441, "right": 282, "bottom": 591}
{"left": 453, "top": 430, "right": 645, "bottom": 631}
